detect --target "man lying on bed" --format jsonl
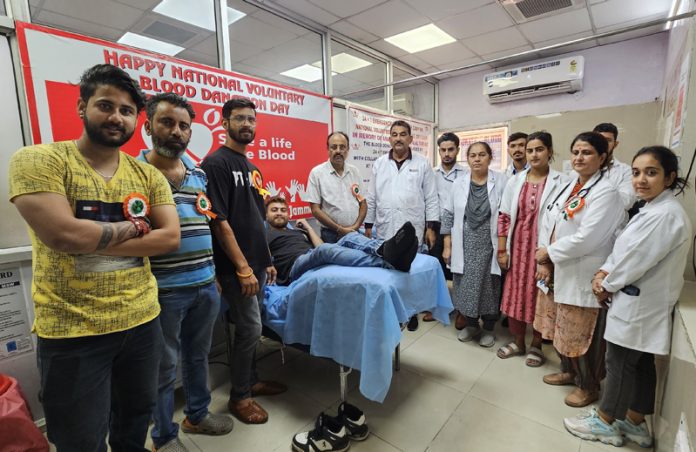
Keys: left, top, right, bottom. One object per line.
{"left": 265, "top": 196, "right": 418, "bottom": 286}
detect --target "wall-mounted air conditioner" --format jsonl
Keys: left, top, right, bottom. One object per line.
{"left": 392, "top": 92, "right": 414, "bottom": 116}
{"left": 483, "top": 56, "right": 584, "bottom": 104}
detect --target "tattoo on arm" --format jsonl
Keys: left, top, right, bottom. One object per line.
{"left": 95, "top": 222, "right": 136, "bottom": 251}
{"left": 96, "top": 223, "right": 114, "bottom": 250}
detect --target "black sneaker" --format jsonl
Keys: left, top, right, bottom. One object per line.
{"left": 337, "top": 402, "right": 369, "bottom": 441}
{"left": 379, "top": 222, "right": 418, "bottom": 272}
{"left": 406, "top": 315, "right": 419, "bottom": 332}
{"left": 292, "top": 413, "right": 350, "bottom": 452}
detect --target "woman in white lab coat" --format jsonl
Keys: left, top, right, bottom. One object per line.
{"left": 564, "top": 146, "right": 691, "bottom": 448}
{"left": 535, "top": 132, "right": 624, "bottom": 408}
{"left": 496, "top": 131, "right": 568, "bottom": 367}
{"left": 442, "top": 142, "right": 508, "bottom": 348}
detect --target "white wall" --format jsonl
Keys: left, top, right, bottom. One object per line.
{"left": 439, "top": 32, "right": 669, "bottom": 130}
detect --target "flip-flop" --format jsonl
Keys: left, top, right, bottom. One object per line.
{"left": 525, "top": 347, "right": 545, "bottom": 367}
{"left": 496, "top": 342, "right": 524, "bottom": 359}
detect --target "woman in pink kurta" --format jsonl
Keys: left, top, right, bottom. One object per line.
{"left": 496, "top": 131, "right": 555, "bottom": 367}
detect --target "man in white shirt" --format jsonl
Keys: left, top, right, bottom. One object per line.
{"left": 593, "top": 123, "right": 635, "bottom": 211}
{"left": 504, "top": 132, "right": 529, "bottom": 178}
{"left": 306, "top": 132, "right": 366, "bottom": 243}
{"left": 365, "top": 120, "right": 440, "bottom": 331}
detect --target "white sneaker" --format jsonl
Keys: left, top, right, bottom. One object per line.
{"left": 615, "top": 418, "right": 653, "bottom": 448}
{"left": 563, "top": 408, "right": 624, "bottom": 447}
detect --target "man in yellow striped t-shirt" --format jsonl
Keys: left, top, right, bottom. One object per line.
{"left": 9, "top": 64, "right": 179, "bottom": 451}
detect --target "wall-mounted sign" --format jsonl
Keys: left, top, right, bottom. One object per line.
{"left": 16, "top": 22, "right": 333, "bottom": 218}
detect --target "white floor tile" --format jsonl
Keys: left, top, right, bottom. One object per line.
{"left": 428, "top": 395, "right": 583, "bottom": 452}
{"left": 340, "top": 367, "right": 466, "bottom": 452}
{"left": 399, "top": 331, "right": 495, "bottom": 393}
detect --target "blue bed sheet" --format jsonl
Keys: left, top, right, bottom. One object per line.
{"left": 262, "top": 253, "right": 453, "bottom": 403}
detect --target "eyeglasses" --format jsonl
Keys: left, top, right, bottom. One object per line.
{"left": 229, "top": 115, "right": 257, "bottom": 124}
{"left": 329, "top": 144, "right": 348, "bottom": 151}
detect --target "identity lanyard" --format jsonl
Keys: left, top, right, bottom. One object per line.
{"left": 547, "top": 171, "right": 604, "bottom": 220}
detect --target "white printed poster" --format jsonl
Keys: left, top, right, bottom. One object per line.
{"left": 346, "top": 104, "right": 434, "bottom": 185}
{"left": 0, "top": 268, "right": 33, "bottom": 360}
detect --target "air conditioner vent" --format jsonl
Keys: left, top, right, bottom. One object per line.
{"left": 517, "top": 0, "right": 573, "bottom": 18}
{"left": 143, "top": 20, "right": 196, "bottom": 45}
{"left": 500, "top": 0, "right": 585, "bottom": 23}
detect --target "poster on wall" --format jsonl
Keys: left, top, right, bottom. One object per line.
{"left": 452, "top": 126, "right": 508, "bottom": 171}
{"left": 345, "top": 104, "right": 434, "bottom": 185}
{"left": 671, "top": 53, "right": 691, "bottom": 148}
{"left": 0, "top": 267, "right": 33, "bottom": 361}
{"left": 16, "top": 22, "right": 332, "bottom": 218}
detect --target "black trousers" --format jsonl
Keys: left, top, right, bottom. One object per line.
{"left": 599, "top": 341, "right": 656, "bottom": 419}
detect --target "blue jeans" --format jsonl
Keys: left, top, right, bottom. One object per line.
{"left": 289, "top": 232, "right": 389, "bottom": 281}
{"left": 37, "top": 318, "right": 163, "bottom": 452}
{"left": 151, "top": 282, "right": 220, "bottom": 448}
{"left": 218, "top": 271, "right": 267, "bottom": 401}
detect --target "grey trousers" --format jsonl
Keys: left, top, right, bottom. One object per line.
{"left": 218, "top": 271, "right": 267, "bottom": 401}
{"left": 599, "top": 341, "right": 656, "bottom": 419}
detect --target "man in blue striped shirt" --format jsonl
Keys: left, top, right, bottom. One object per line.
{"left": 138, "top": 93, "right": 233, "bottom": 452}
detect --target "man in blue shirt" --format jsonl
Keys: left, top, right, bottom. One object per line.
{"left": 138, "top": 93, "right": 233, "bottom": 451}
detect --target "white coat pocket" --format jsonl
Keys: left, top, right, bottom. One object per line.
{"left": 608, "top": 291, "right": 640, "bottom": 323}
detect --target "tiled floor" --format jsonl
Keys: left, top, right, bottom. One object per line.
{"left": 148, "top": 315, "right": 651, "bottom": 452}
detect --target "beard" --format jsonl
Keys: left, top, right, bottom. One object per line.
{"left": 227, "top": 125, "right": 255, "bottom": 145}
{"left": 83, "top": 116, "right": 133, "bottom": 148}
{"left": 152, "top": 134, "right": 188, "bottom": 158}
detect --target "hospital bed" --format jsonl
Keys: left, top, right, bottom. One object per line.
{"left": 260, "top": 253, "right": 453, "bottom": 403}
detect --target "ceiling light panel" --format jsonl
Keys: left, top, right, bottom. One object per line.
{"left": 384, "top": 23, "right": 456, "bottom": 53}
{"left": 280, "top": 64, "right": 323, "bottom": 82}
{"left": 117, "top": 32, "right": 185, "bottom": 56}
{"left": 154, "top": 0, "right": 245, "bottom": 31}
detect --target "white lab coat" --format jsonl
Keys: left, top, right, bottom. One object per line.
{"left": 445, "top": 170, "right": 508, "bottom": 275}
{"left": 601, "top": 190, "right": 692, "bottom": 355}
{"left": 604, "top": 158, "right": 635, "bottom": 211}
{"left": 365, "top": 152, "right": 439, "bottom": 244}
{"left": 499, "top": 168, "right": 569, "bottom": 254}
{"left": 544, "top": 171, "right": 625, "bottom": 308}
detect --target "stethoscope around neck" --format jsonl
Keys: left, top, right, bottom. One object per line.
{"left": 546, "top": 170, "right": 604, "bottom": 212}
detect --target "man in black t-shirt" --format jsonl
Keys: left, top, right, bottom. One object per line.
{"left": 266, "top": 196, "right": 419, "bottom": 285}
{"left": 201, "top": 97, "right": 284, "bottom": 425}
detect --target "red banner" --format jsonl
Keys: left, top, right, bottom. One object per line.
{"left": 17, "top": 22, "right": 332, "bottom": 218}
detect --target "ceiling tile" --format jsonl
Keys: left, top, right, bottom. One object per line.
{"left": 597, "top": 26, "right": 666, "bottom": 45}
{"left": 398, "top": 54, "right": 432, "bottom": 71}
{"left": 267, "top": 0, "right": 340, "bottom": 26}
{"left": 177, "top": 49, "right": 218, "bottom": 67}
{"left": 482, "top": 44, "right": 536, "bottom": 67}
{"left": 228, "top": 39, "right": 267, "bottom": 63}
{"left": 33, "top": 9, "right": 124, "bottom": 41}
{"left": 366, "top": 38, "right": 411, "bottom": 58}
{"left": 347, "top": 0, "right": 429, "bottom": 39}
{"left": 226, "top": 0, "right": 262, "bottom": 15}
{"left": 252, "top": 9, "right": 316, "bottom": 36}
{"left": 330, "top": 20, "right": 379, "bottom": 43}
{"left": 434, "top": 55, "right": 484, "bottom": 71}
{"left": 519, "top": 8, "right": 592, "bottom": 43}
{"left": 114, "top": 0, "right": 161, "bottom": 10}
{"left": 463, "top": 26, "right": 530, "bottom": 56}
{"left": 40, "top": 0, "right": 144, "bottom": 29}
{"left": 591, "top": 0, "right": 671, "bottom": 29}
{"left": 306, "top": 0, "right": 388, "bottom": 18}
{"left": 436, "top": 3, "right": 514, "bottom": 40}
{"left": 189, "top": 35, "right": 218, "bottom": 56}
{"left": 416, "top": 41, "right": 475, "bottom": 66}
{"left": 403, "top": 0, "right": 491, "bottom": 22}
{"left": 228, "top": 16, "right": 299, "bottom": 50}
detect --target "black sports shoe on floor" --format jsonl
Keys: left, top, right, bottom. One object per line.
{"left": 406, "top": 314, "right": 419, "bottom": 332}
{"left": 292, "top": 413, "right": 350, "bottom": 452}
{"left": 379, "top": 221, "right": 418, "bottom": 272}
{"left": 337, "top": 402, "right": 369, "bottom": 441}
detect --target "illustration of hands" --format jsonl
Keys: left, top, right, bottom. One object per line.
{"left": 266, "top": 181, "right": 284, "bottom": 198}
{"left": 286, "top": 179, "right": 301, "bottom": 202}
{"left": 297, "top": 183, "right": 309, "bottom": 202}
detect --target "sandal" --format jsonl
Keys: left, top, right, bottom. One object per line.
{"left": 496, "top": 342, "right": 524, "bottom": 359}
{"left": 525, "top": 346, "right": 545, "bottom": 367}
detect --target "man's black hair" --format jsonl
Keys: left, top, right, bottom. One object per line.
{"left": 222, "top": 97, "right": 256, "bottom": 119}
{"left": 593, "top": 123, "right": 619, "bottom": 140}
{"left": 507, "top": 132, "right": 528, "bottom": 144}
{"left": 437, "top": 132, "right": 460, "bottom": 148}
{"left": 145, "top": 93, "right": 196, "bottom": 122}
{"left": 79, "top": 64, "right": 147, "bottom": 112}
